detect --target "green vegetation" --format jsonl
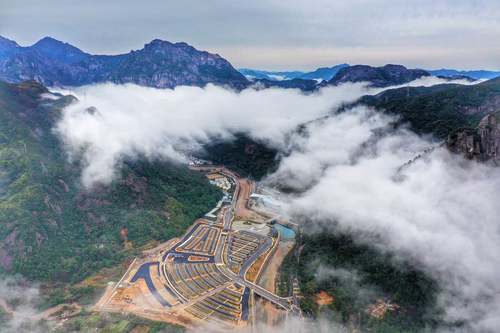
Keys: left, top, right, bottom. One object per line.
{"left": 0, "top": 81, "right": 221, "bottom": 284}
{"left": 280, "top": 230, "right": 440, "bottom": 332}
{"left": 360, "top": 77, "right": 500, "bottom": 138}
{"left": 54, "top": 311, "right": 185, "bottom": 333}
{"left": 202, "top": 135, "right": 279, "bottom": 180}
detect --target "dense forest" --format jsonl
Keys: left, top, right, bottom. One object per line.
{"left": 202, "top": 134, "right": 279, "bottom": 180}
{"left": 279, "top": 229, "right": 441, "bottom": 332}
{"left": 0, "top": 81, "right": 221, "bottom": 283}
{"left": 360, "top": 77, "right": 500, "bottom": 138}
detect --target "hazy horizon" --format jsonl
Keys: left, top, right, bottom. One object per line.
{"left": 2, "top": 33, "right": 500, "bottom": 73}
{"left": 1, "top": 0, "right": 500, "bottom": 71}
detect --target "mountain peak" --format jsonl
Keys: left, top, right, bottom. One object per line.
{"left": 0, "top": 36, "right": 248, "bottom": 89}
{"left": 143, "top": 39, "right": 197, "bottom": 53}
{"left": 31, "top": 36, "right": 88, "bottom": 63}
{"left": 0, "top": 35, "right": 18, "bottom": 45}
{"left": 382, "top": 64, "right": 408, "bottom": 70}
{"left": 144, "top": 38, "right": 174, "bottom": 48}
{"left": 0, "top": 35, "right": 20, "bottom": 55}
{"left": 34, "top": 36, "right": 62, "bottom": 45}
{"left": 32, "top": 36, "right": 80, "bottom": 50}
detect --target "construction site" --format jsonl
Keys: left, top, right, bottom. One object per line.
{"left": 94, "top": 166, "right": 299, "bottom": 330}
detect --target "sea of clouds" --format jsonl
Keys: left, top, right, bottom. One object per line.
{"left": 51, "top": 77, "right": 500, "bottom": 332}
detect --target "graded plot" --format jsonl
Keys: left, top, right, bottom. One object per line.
{"left": 130, "top": 262, "right": 175, "bottom": 308}
{"left": 176, "top": 224, "right": 221, "bottom": 256}
{"left": 185, "top": 284, "right": 247, "bottom": 325}
{"left": 227, "top": 231, "right": 265, "bottom": 271}
{"left": 164, "top": 260, "right": 230, "bottom": 301}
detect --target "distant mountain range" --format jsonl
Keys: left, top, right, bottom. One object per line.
{"left": 243, "top": 64, "right": 431, "bottom": 88}
{"left": 238, "top": 69, "right": 305, "bottom": 81}
{"left": 300, "top": 64, "right": 350, "bottom": 81}
{"left": 0, "top": 36, "right": 248, "bottom": 89}
{"left": 2, "top": 35, "right": 499, "bottom": 91}
{"left": 239, "top": 64, "right": 349, "bottom": 82}
{"left": 251, "top": 78, "right": 318, "bottom": 91}
{"left": 328, "top": 64, "right": 430, "bottom": 87}
{"left": 428, "top": 69, "right": 500, "bottom": 80}
{"left": 241, "top": 66, "right": 500, "bottom": 84}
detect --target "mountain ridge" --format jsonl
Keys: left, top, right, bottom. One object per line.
{"left": 429, "top": 68, "right": 500, "bottom": 80}
{"left": 239, "top": 64, "right": 349, "bottom": 81}
{"left": 329, "top": 64, "right": 430, "bottom": 87}
{"left": 0, "top": 36, "right": 248, "bottom": 89}
{"left": 359, "top": 77, "right": 500, "bottom": 137}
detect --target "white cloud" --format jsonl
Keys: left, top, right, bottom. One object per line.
{"left": 54, "top": 76, "right": 473, "bottom": 188}
{"left": 0, "top": 277, "right": 46, "bottom": 333}
{"left": 54, "top": 82, "right": 372, "bottom": 187}
{"left": 273, "top": 106, "right": 500, "bottom": 332}
{"left": 53, "top": 78, "right": 498, "bottom": 331}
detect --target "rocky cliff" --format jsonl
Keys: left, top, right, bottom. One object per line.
{"left": 0, "top": 36, "right": 249, "bottom": 89}
{"left": 447, "top": 113, "right": 500, "bottom": 164}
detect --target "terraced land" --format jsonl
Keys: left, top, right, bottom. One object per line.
{"left": 95, "top": 167, "right": 297, "bottom": 329}
{"left": 176, "top": 224, "right": 220, "bottom": 256}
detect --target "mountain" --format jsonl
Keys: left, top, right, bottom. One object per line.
{"left": 298, "top": 63, "right": 349, "bottom": 81}
{"left": 447, "top": 112, "right": 500, "bottom": 163}
{"left": 214, "top": 78, "right": 500, "bottom": 184}
{"left": 0, "top": 80, "right": 220, "bottom": 282}
{"left": 359, "top": 77, "right": 500, "bottom": 138}
{"left": 0, "top": 36, "right": 20, "bottom": 57}
{"left": 0, "top": 36, "right": 248, "bottom": 89}
{"left": 238, "top": 68, "right": 305, "bottom": 81}
{"left": 329, "top": 64, "right": 430, "bottom": 87}
{"left": 429, "top": 69, "right": 500, "bottom": 80}
{"left": 239, "top": 64, "right": 349, "bottom": 82}
{"left": 30, "top": 36, "right": 89, "bottom": 64}
{"left": 251, "top": 78, "right": 318, "bottom": 91}
{"left": 436, "top": 74, "right": 476, "bottom": 82}
{"left": 282, "top": 231, "right": 439, "bottom": 332}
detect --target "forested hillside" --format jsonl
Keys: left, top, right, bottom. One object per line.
{"left": 360, "top": 78, "right": 500, "bottom": 137}
{"left": 0, "top": 81, "right": 221, "bottom": 282}
{"left": 280, "top": 231, "right": 440, "bottom": 332}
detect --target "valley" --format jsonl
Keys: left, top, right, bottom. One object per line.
{"left": 2, "top": 4, "right": 500, "bottom": 330}
{"left": 94, "top": 165, "right": 298, "bottom": 330}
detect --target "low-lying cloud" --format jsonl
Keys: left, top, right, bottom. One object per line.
{"left": 54, "top": 76, "right": 471, "bottom": 188}
{"left": 55, "top": 83, "right": 372, "bottom": 187}
{"left": 273, "top": 107, "right": 500, "bottom": 332}
{"left": 0, "top": 277, "right": 46, "bottom": 333}
{"left": 52, "top": 77, "right": 498, "bottom": 332}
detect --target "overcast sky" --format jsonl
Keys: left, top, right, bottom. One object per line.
{"left": 1, "top": 0, "right": 500, "bottom": 70}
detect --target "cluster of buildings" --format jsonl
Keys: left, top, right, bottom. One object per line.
{"left": 207, "top": 173, "right": 232, "bottom": 192}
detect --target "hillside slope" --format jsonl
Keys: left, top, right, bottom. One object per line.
{"left": 204, "top": 79, "right": 500, "bottom": 182}
{"left": 360, "top": 77, "right": 500, "bottom": 137}
{"left": 0, "top": 81, "right": 221, "bottom": 282}
{"left": 0, "top": 36, "right": 248, "bottom": 89}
